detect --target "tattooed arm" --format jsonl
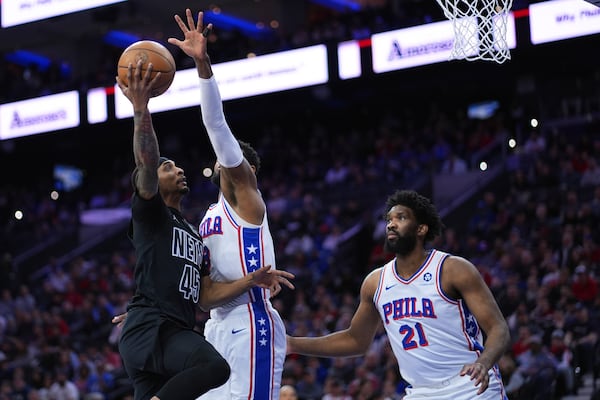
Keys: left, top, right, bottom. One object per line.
{"left": 116, "top": 59, "right": 163, "bottom": 199}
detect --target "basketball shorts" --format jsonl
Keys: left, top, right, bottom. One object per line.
{"left": 404, "top": 369, "right": 507, "bottom": 400}
{"left": 197, "top": 302, "right": 286, "bottom": 400}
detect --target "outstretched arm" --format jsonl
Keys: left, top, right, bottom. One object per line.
{"left": 116, "top": 61, "right": 162, "bottom": 200}
{"left": 112, "top": 266, "right": 295, "bottom": 324}
{"left": 168, "top": 9, "right": 263, "bottom": 221}
{"left": 167, "top": 9, "right": 243, "bottom": 170}
{"left": 287, "top": 269, "right": 382, "bottom": 357}
{"left": 199, "top": 265, "right": 294, "bottom": 311}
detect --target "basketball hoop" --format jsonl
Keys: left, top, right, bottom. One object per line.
{"left": 435, "top": 0, "right": 513, "bottom": 63}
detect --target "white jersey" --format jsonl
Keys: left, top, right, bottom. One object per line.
{"left": 374, "top": 249, "right": 506, "bottom": 398}
{"left": 198, "top": 193, "right": 285, "bottom": 400}
{"left": 199, "top": 192, "right": 277, "bottom": 308}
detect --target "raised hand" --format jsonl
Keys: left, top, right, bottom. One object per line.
{"left": 115, "top": 60, "right": 160, "bottom": 111}
{"left": 168, "top": 9, "right": 212, "bottom": 62}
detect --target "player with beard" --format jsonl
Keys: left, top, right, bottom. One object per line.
{"left": 287, "top": 190, "right": 510, "bottom": 399}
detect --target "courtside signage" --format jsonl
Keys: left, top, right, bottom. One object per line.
{"left": 529, "top": 0, "right": 600, "bottom": 44}
{"left": 338, "top": 40, "right": 362, "bottom": 80}
{"left": 211, "top": 44, "right": 329, "bottom": 100}
{"left": 115, "top": 44, "right": 329, "bottom": 118}
{"left": 371, "top": 20, "right": 458, "bottom": 72}
{"left": 87, "top": 88, "right": 108, "bottom": 124}
{"left": 1, "top": 0, "right": 127, "bottom": 27}
{"left": 0, "top": 91, "right": 80, "bottom": 140}
{"left": 372, "top": 14, "right": 516, "bottom": 72}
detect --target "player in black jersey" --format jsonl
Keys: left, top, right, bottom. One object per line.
{"left": 115, "top": 59, "right": 294, "bottom": 400}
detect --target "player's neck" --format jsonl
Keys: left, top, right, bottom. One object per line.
{"left": 394, "top": 248, "right": 428, "bottom": 276}
{"left": 162, "top": 193, "right": 182, "bottom": 211}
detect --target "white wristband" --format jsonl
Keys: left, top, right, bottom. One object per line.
{"left": 199, "top": 76, "right": 243, "bottom": 168}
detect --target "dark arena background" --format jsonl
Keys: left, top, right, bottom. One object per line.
{"left": 0, "top": 1, "right": 599, "bottom": 399}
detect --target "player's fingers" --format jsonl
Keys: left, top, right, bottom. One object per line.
{"left": 143, "top": 63, "right": 155, "bottom": 81}
{"left": 280, "top": 278, "right": 295, "bottom": 290}
{"left": 174, "top": 14, "right": 187, "bottom": 32}
{"left": 477, "top": 375, "right": 489, "bottom": 394}
{"left": 186, "top": 9, "right": 196, "bottom": 31}
{"left": 134, "top": 60, "right": 144, "bottom": 80}
{"left": 461, "top": 363, "right": 480, "bottom": 379}
{"left": 126, "top": 62, "right": 134, "bottom": 80}
{"left": 150, "top": 71, "right": 162, "bottom": 88}
{"left": 167, "top": 38, "right": 182, "bottom": 47}
{"left": 277, "top": 271, "right": 295, "bottom": 279}
{"left": 271, "top": 284, "right": 281, "bottom": 297}
{"left": 196, "top": 11, "right": 204, "bottom": 31}
{"left": 197, "top": 12, "right": 205, "bottom": 32}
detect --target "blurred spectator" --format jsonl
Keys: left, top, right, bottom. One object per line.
{"left": 580, "top": 157, "right": 600, "bottom": 187}
{"left": 515, "top": 335, "right": 558, "bottom": 400}
{"left": 324, "top": 159, "right": 349, "bottom": 185}
{"left": 10, "top": 367, "right": 30, "bottom": 400}
{"left": 548, "top": 328, "right": 575, "bottom": 396}
{"left": 295, "top": 368, "right": 322, "bottom": 400}
{"left": 498, "top": 353, "right": 525, "bottom": 399}
{"left": 439, "top": 152, "right": 468, "bottom": 174}
{"left": 571, "top": 264, "right": 599, "bottom": 306}
{"left": 564, "top": 303, "right": 599, "bottom": 377}
{"left": 321, "top": 376, "right": 351, "bottom": 400}
{"left": 511, "top": 324, "right": 536, "bottom": 358}
{"left": 279, "top": 384, "right": 298, "bottom": 400}
{"left": 557, "top": 229, "right": 579, "bottom": 270}
{"left": 523, "top": 131, "right": 546, "bottom": 154}
{"left": 48, "top": 368, "right": 79, "bottom": 400}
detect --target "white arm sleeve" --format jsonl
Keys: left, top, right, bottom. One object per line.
{"left": 199, "top": 76, "right": 244, "bottom": 168}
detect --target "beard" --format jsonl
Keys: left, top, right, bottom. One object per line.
{"left": 179, "top": 186, "right": 190, "bottom": 195}
{"left": 384, "top": 227, "right": 418, "bottom": 256}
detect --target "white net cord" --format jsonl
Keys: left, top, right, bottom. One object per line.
{"left": 435, "top": 0, "right": 514, "bottom": 63}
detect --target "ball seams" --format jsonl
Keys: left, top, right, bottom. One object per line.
{"left": 118, "top": 49, "right": 175, "bottom": 73}
{"left": 117, "top": 41, "right": 175, "bottom": 97}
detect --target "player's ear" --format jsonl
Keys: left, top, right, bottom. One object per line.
{"left": 417, "top": 224, "right": 428, "bottom": 237}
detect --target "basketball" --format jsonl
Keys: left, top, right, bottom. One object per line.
{"left": 117, "top": 40, "right": 176, "bottom": 97}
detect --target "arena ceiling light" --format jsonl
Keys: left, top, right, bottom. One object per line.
{"left": 103, "top": 30, "right": 142, "bottom": 49}
{"left": 203, "top": 9, "right": 274, "bottom": 40}
{"left": 309, "top": 0, "right": 362, "bottom": 12}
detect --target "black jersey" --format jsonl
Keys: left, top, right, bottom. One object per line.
{"left": 127, "top": 193, "right": 208, "bottom": 329}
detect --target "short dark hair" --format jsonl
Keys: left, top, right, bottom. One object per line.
{"left": 238, "top": 140, "right": 260, "bottom": 174}
{"left": 384, "top": 190, "right": 444, "bottom": 243}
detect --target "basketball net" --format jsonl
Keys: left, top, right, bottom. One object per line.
{"left": 435, "top": 0, "right": 513, "bottom": 63}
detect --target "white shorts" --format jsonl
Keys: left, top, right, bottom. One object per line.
{"left": 404, "top": 369, "right": 507, "bottom": 400}
{"left": 197, "top": 302, "right": 286, "bottom": 400}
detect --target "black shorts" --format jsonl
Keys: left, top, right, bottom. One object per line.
{"left": 119, "top": 309, "right": 224, "bottom": 400}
